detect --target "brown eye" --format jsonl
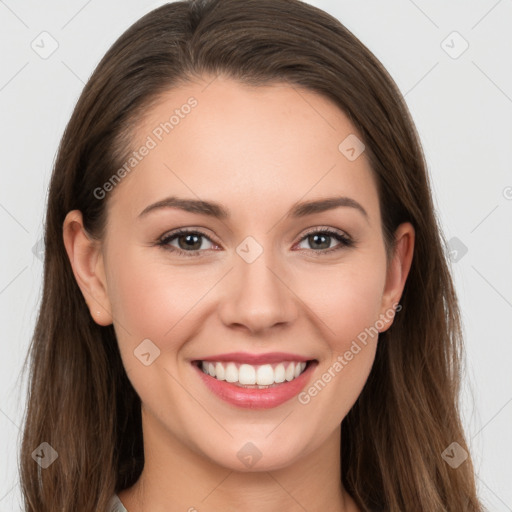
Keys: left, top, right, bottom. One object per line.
{"left": 296, "top": 228, "right": 353, "bottom": 254}
{"left": 175, "top": 233, "right": 203, "bottom": 251}
{"left": 158, "top": 229, "right": 216, "bottom": 257}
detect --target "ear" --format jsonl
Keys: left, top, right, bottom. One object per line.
{"left": 378, "top": 222, "right": 415, "bottom": 332}
{"left": 62, "top": 210, "right": 113, "bottom": 326}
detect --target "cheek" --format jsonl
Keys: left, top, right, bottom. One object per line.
{"left": 106, "top": 247, "right": 209, "bottom": 340}
{"left": 105, "top": 249, "right": 206, "bottom": 410}
{"left": 297, "top": 256, "right": 387, "bottom": 346}
{"left": 292, "top": 255, "right": 386, "bottom": 417}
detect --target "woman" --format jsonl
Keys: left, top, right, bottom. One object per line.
{"left": 19, "top": 0, "right": 484, "bottom": 510}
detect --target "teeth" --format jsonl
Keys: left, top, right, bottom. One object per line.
{"left": 225, "top": 362, "right": 238, "bottom": 383}
{"left": 256, "top": 364, "right": 274, "bottom": 385}
{"left": 274, "top": 363, "right": 286, "bottom": 383}
{"left": 285, "top": 363, "right": 295, "bottom": 381}
{"left": 200, "top": 360, "right": 307, "bottom": 386}
{"left": 239, "top": 364, "right": 256, "bottom": 385}
{"left": 215, "top": 362, "right": 225, "bottom": 381}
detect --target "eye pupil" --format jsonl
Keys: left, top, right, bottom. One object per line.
{"left": 179, "top": 234, "right": 202, "bottom": 250}
{"left": 309, "top": 233, "right": 330, "bottom": 250}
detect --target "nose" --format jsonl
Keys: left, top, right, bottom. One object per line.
{"left": 217, "top": 248, "right": 299, "bottom": 335}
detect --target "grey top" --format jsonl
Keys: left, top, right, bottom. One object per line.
{"left": 108, "top": 493, "right": 128, "bottom": 512}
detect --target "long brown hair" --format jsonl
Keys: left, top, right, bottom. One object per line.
{"left": 19, "top": 0, "right": 484, "bottom": 510}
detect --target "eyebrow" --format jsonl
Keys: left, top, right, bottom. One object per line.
{"left": 138, "top": 195, "right": 368, "bottom": 221}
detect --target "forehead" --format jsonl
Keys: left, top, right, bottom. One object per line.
{"left": 108, "top": 75, "right": 380, "bottom": 224}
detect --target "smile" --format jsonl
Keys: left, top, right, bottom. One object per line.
{"left": 191, "top": 354, "right": 318, "bottom": 409}
{"left": 199, "top": 360, "right": 308, "bottom": 388}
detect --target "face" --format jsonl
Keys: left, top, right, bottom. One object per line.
{"left": 65, "top": 75, "right": 413, "bottom": 473}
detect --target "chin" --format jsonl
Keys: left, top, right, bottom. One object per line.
{"left": 198, "top": 436, "right": 310, "bottom": 473}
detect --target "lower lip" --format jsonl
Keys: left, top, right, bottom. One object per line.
{"left": 193, "top": 361, "right": 317, "bottom": 409}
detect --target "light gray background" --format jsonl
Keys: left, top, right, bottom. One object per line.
{"left": 1, "top": 0, "right": 511, "bottom": 510}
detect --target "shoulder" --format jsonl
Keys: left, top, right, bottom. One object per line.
{"left": 108, "top": 493, "right": 128, "bottom": 512}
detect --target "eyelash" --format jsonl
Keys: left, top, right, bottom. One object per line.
{"left": 157, "top": 227, "right": 354, "bottom": 258}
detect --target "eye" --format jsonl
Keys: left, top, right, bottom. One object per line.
{"left": 158, "top": 229, "right": 218, "bottom": 257}
{"left": 295, "top": 227, "right": 353, "bottom": 254}
{"left": 157, "top": 226, "right": 354, "bottom": 258}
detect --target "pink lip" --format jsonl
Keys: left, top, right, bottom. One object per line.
{"left": 196, "top": 351, "right": 311, "bottom": 365}
{"left": 192, "top": 359, "right": 318, "bottom": 409}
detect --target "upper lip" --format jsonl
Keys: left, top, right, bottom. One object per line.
{"left": 194, "top": 352, "right": 314, "bottom": 365}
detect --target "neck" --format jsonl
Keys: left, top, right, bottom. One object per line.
{"left": 118, "top": 408, "right": 360, "bottom": 512}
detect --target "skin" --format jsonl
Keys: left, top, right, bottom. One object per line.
{"left": 63, "top": 75, "right": 414, "bottom": 512}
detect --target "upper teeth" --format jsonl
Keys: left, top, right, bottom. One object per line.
{"left": 200, "top": 361, "right": 307, "bottom": 386}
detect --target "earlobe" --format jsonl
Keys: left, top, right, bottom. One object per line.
{"left": 62, "top": 210, "right": 113, "bottom": 326}
{"left": 378, "top": 222, "right": 415, "bottom": 332}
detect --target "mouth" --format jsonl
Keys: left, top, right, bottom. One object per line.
{"left": 191, "top": 354, "right": 318, "bottom": 409}
{"left": 192, "top": 359, "right": 313, "bottom": 389}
